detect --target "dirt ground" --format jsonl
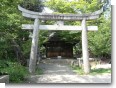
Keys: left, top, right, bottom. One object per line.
{"left": 27, "top": 59, "right": 111, "bottom": 83}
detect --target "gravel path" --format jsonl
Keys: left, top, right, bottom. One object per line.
{"left": 27, "top": 59, "right": 111, "bottom": 83}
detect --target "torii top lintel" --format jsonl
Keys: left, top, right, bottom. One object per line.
{"left": 18, "top": 5, "right": 103, "bottom": 21}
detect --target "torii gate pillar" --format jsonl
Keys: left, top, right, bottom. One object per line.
{"left": 29, "top": 18, "right": 39, "bottom": 74}
{"left": 82, "top": 19, "right": 90, "bottom": 74}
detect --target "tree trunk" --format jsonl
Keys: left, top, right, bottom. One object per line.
{"left": 11, "top": 39, "right": 26, "bottom": 66}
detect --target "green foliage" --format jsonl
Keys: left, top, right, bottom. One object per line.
{"left": 0, "top": 0, "right": 31, "bottom": 61}
{"left": 35, "top": 68, "right": 43, "bottom": 75}
{"left": 45, "top": 0, "right": 75, "bottom": 13}
{"left": 72, "top": 66, "right": 84, "bottom": 75}
{"left": 45, "top": 0, "right": 102, "bottom": 13}
{"left": 88, "top": 16, "right": 111, "bottom": 58}
{"left": 91, "top": 68, "right": 111, "bottom": 75}
{"left": 21, "top": 0, "right": 44, "bottom": 12}
{"left": 72, "top": 66, "right": 111, "bottom": 75}
{"left": 0, "top": 60, "right": 8, "bottom": 71}
{"left": 22, "top": 39, "right": 32, "bottom": 58}
{"left": 0, "top": 60, "right": 43, "bottom": 83}
{"left": 0, "top": 60, "right": 28, "bottom": 83}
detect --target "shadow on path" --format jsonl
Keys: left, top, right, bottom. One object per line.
{"left": 27, "top": 59, "right": 111, "bottom": 83}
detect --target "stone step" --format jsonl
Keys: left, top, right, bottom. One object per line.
{"left": 40, "top": 59, "right": 78, "bottom": 65}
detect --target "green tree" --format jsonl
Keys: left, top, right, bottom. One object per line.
{"left": 0, "top": 0, "right": 30, "bottom": 65}
{"left": 88, "top": 16, "right": 111, "bottom": 58}
{"left": 21, "top": 0, "right": 44, "bottom": 12}
{"left": 45, "top": 0, "right": 102, "bottom": 13}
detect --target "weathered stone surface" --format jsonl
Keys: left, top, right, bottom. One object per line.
{"left": 18, "top": 5, "right": 103, "bottom": 20}
{"left": 82, "top": 19, "right": 90, "bottom": 73}
{"left": 0, "top": 75, "right": 9, "bottom": 83}
{"left": 22, "top": 24, "right": 98, "bottom": 31}
{"left": 29, "top": 18, "right": 39, "bottom": 73}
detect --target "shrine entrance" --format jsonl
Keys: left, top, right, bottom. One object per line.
{"left": 43, "top": 32, "right": 75, "bottom": 58}
{"left": 44, "top": 42, "right": 73, "bottom": 58}
{"left": 18, "top": 5, "right": 103, "bottom": 74}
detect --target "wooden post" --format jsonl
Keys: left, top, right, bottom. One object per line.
{"left": 29, "top": 18, "right": 39, "bottom": 74}
{"left": 81, "top": 19, "right": 90, "bottom": 74}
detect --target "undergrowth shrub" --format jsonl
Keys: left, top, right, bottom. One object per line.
{"left": 0, "top": 60, "right": 28, "bottom": 83}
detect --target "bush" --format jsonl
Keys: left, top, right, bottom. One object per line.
{"left": 0, "top": 60, "right": 9, "bottom": 75}
{"left": 88, "top": 17, "right": 111, "bottom": 58}
{"left": 0, "top": 60, "right": 28, "bottom": 83}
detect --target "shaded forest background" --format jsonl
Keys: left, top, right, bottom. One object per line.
{"left": 0, "top": 0, "right": 111, "bottom": 66}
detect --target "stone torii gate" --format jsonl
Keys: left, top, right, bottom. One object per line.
{"left": 18, "top": 5, "right": 103, "bottom": 74}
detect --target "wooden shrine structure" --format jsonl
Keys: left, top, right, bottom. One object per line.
{"left": 43, "top": 32, "right": 75, "bottom": 58}
{"left": 44, "top": 41, "right": 74, "bottom": 58}
{"left": 18, "top": 5, "right": 103, "bottom": 74}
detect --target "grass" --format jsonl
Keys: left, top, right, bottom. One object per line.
{"left": 35, "top": 68, "right": 43, "bottom": 75}
{"left": 90, "top": 68, "right": 111, "bottom": 75}
{"left": 72, "top": 66, "right": 111, "bottom": 75}
{"left": 73, "top": 66, "right": 84, "bottom": 75}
